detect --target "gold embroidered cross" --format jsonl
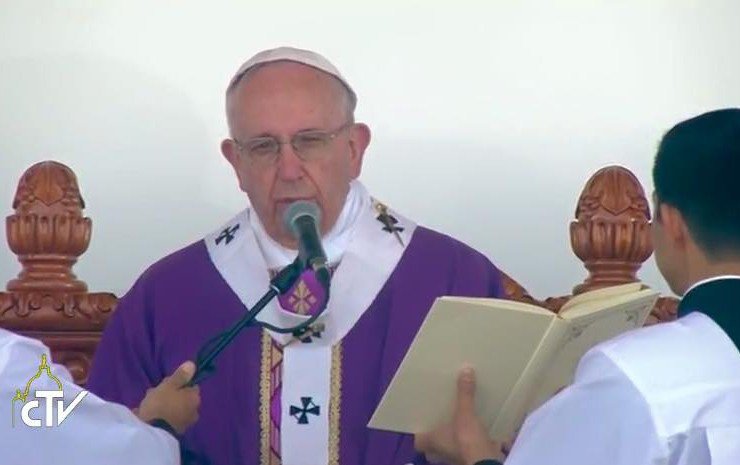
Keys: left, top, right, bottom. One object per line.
{"left": 288, "top": 280, "right": 317, "bottom": 315}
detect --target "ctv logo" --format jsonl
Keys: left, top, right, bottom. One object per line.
{"left": 11, "top": 354, "right": 88, "bottom": 427}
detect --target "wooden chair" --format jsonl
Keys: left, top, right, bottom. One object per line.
{"left": 0, "top": 161, "right": 678, "bottom": 385}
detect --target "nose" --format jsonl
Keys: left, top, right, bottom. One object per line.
{"left": 276, "top": 143, "right": 304, "bottom": 181}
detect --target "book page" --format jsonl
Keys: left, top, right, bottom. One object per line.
{"left": 368, "top": 296, "right": 556, "bottom": 435}
{"left": 445, "top": 296, "right": 554, "bottom": 316}
{"left": 489, "top": 317, "right": 567, "bottom": 440}
{"left": 559, "top": 286, "right": 654, "bottom": 320}
{"left": 559, "top": 282, "right": 644, "bottom": 314}
{"left": 528, "top": 290, "right": 658, "bottom": 412}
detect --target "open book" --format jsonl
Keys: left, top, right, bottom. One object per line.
{"left": 368, "top": 282, "right": 659, "bottom": 440}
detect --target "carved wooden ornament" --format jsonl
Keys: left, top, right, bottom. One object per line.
{"left": 1, "top": 161, "right": 116, "bottom": 384}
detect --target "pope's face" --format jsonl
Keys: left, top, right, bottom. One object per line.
{"left": 222, "top": 62, "right": 369, "bottom": 247}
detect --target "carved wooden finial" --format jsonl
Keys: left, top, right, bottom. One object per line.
{"left": 570, "top": 166, "right": 654, "bottom": 294}
{"left": 1, "top": 161, "right": 116, "bottom": 385}
{"left": 6, "top": 161, "right": 91, "bottom": 293}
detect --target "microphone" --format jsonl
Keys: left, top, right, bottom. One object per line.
{"left": 283, "top": 201, "right": 330, "bottom": 287}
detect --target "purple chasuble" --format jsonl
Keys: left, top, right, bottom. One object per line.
{"left": 87, "top": 226, "right": 504, "bottom": 465}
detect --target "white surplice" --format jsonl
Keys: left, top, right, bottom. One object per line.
{"left": 506, "top": 306, "right": 740, "bottom": 465}
{"left": 0, "top": 328, "right": 179, "bottom": 465}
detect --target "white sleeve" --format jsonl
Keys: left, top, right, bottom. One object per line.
{"left": 0, "top": 331, "right": 179, "bottom": 465}
{"left": 504, "top": 349, "right": 663, "bottom": 465}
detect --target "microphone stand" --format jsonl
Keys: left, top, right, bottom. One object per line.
{"left": 186, "top": 257, "right": 306, "bottom": 387}
{"left": 171, "top": 258, "right": 322, "bottom": 465}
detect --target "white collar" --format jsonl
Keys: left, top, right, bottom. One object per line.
{"left": 248, "top": 180, "right": 370, "bottom": 270}
{"left": 684, "top": 275, "right": 740, "bottom": 296}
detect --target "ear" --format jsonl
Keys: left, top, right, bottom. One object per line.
{"left": 221, "top": 138, "right": 238, "bottom": 165}
{"left": 658, "top": 203, "right": 691, "bottom": 249}
{"left": 347, "top": 123, "right": 371, "bottom": 178}
{"left": 221, "top": 138, "right": 247, "bottom": 191}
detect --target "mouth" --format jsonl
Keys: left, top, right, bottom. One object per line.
{"left": 274, "top": 198, "right": 319, "bottom": 224}
{"left": 275, "top": 198, "right": 319, "bottom": 234}
{"left": 275, "top": 197, "right": 316, "bottom": 207}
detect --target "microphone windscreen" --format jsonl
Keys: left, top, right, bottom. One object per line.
{"left": 282, "top": 200, "right": 322, "bottom": 236}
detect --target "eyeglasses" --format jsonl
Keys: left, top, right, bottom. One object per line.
{"left": 232, "top": 121, "right": 353, "bottom": 164}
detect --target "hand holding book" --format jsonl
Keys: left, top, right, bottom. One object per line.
{"left": 369, "top": 283, "right": 659, "bottom": 441}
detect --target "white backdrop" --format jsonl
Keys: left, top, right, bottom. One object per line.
{"left": 2, "top": 0, "right": 739, "bottom": 299}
